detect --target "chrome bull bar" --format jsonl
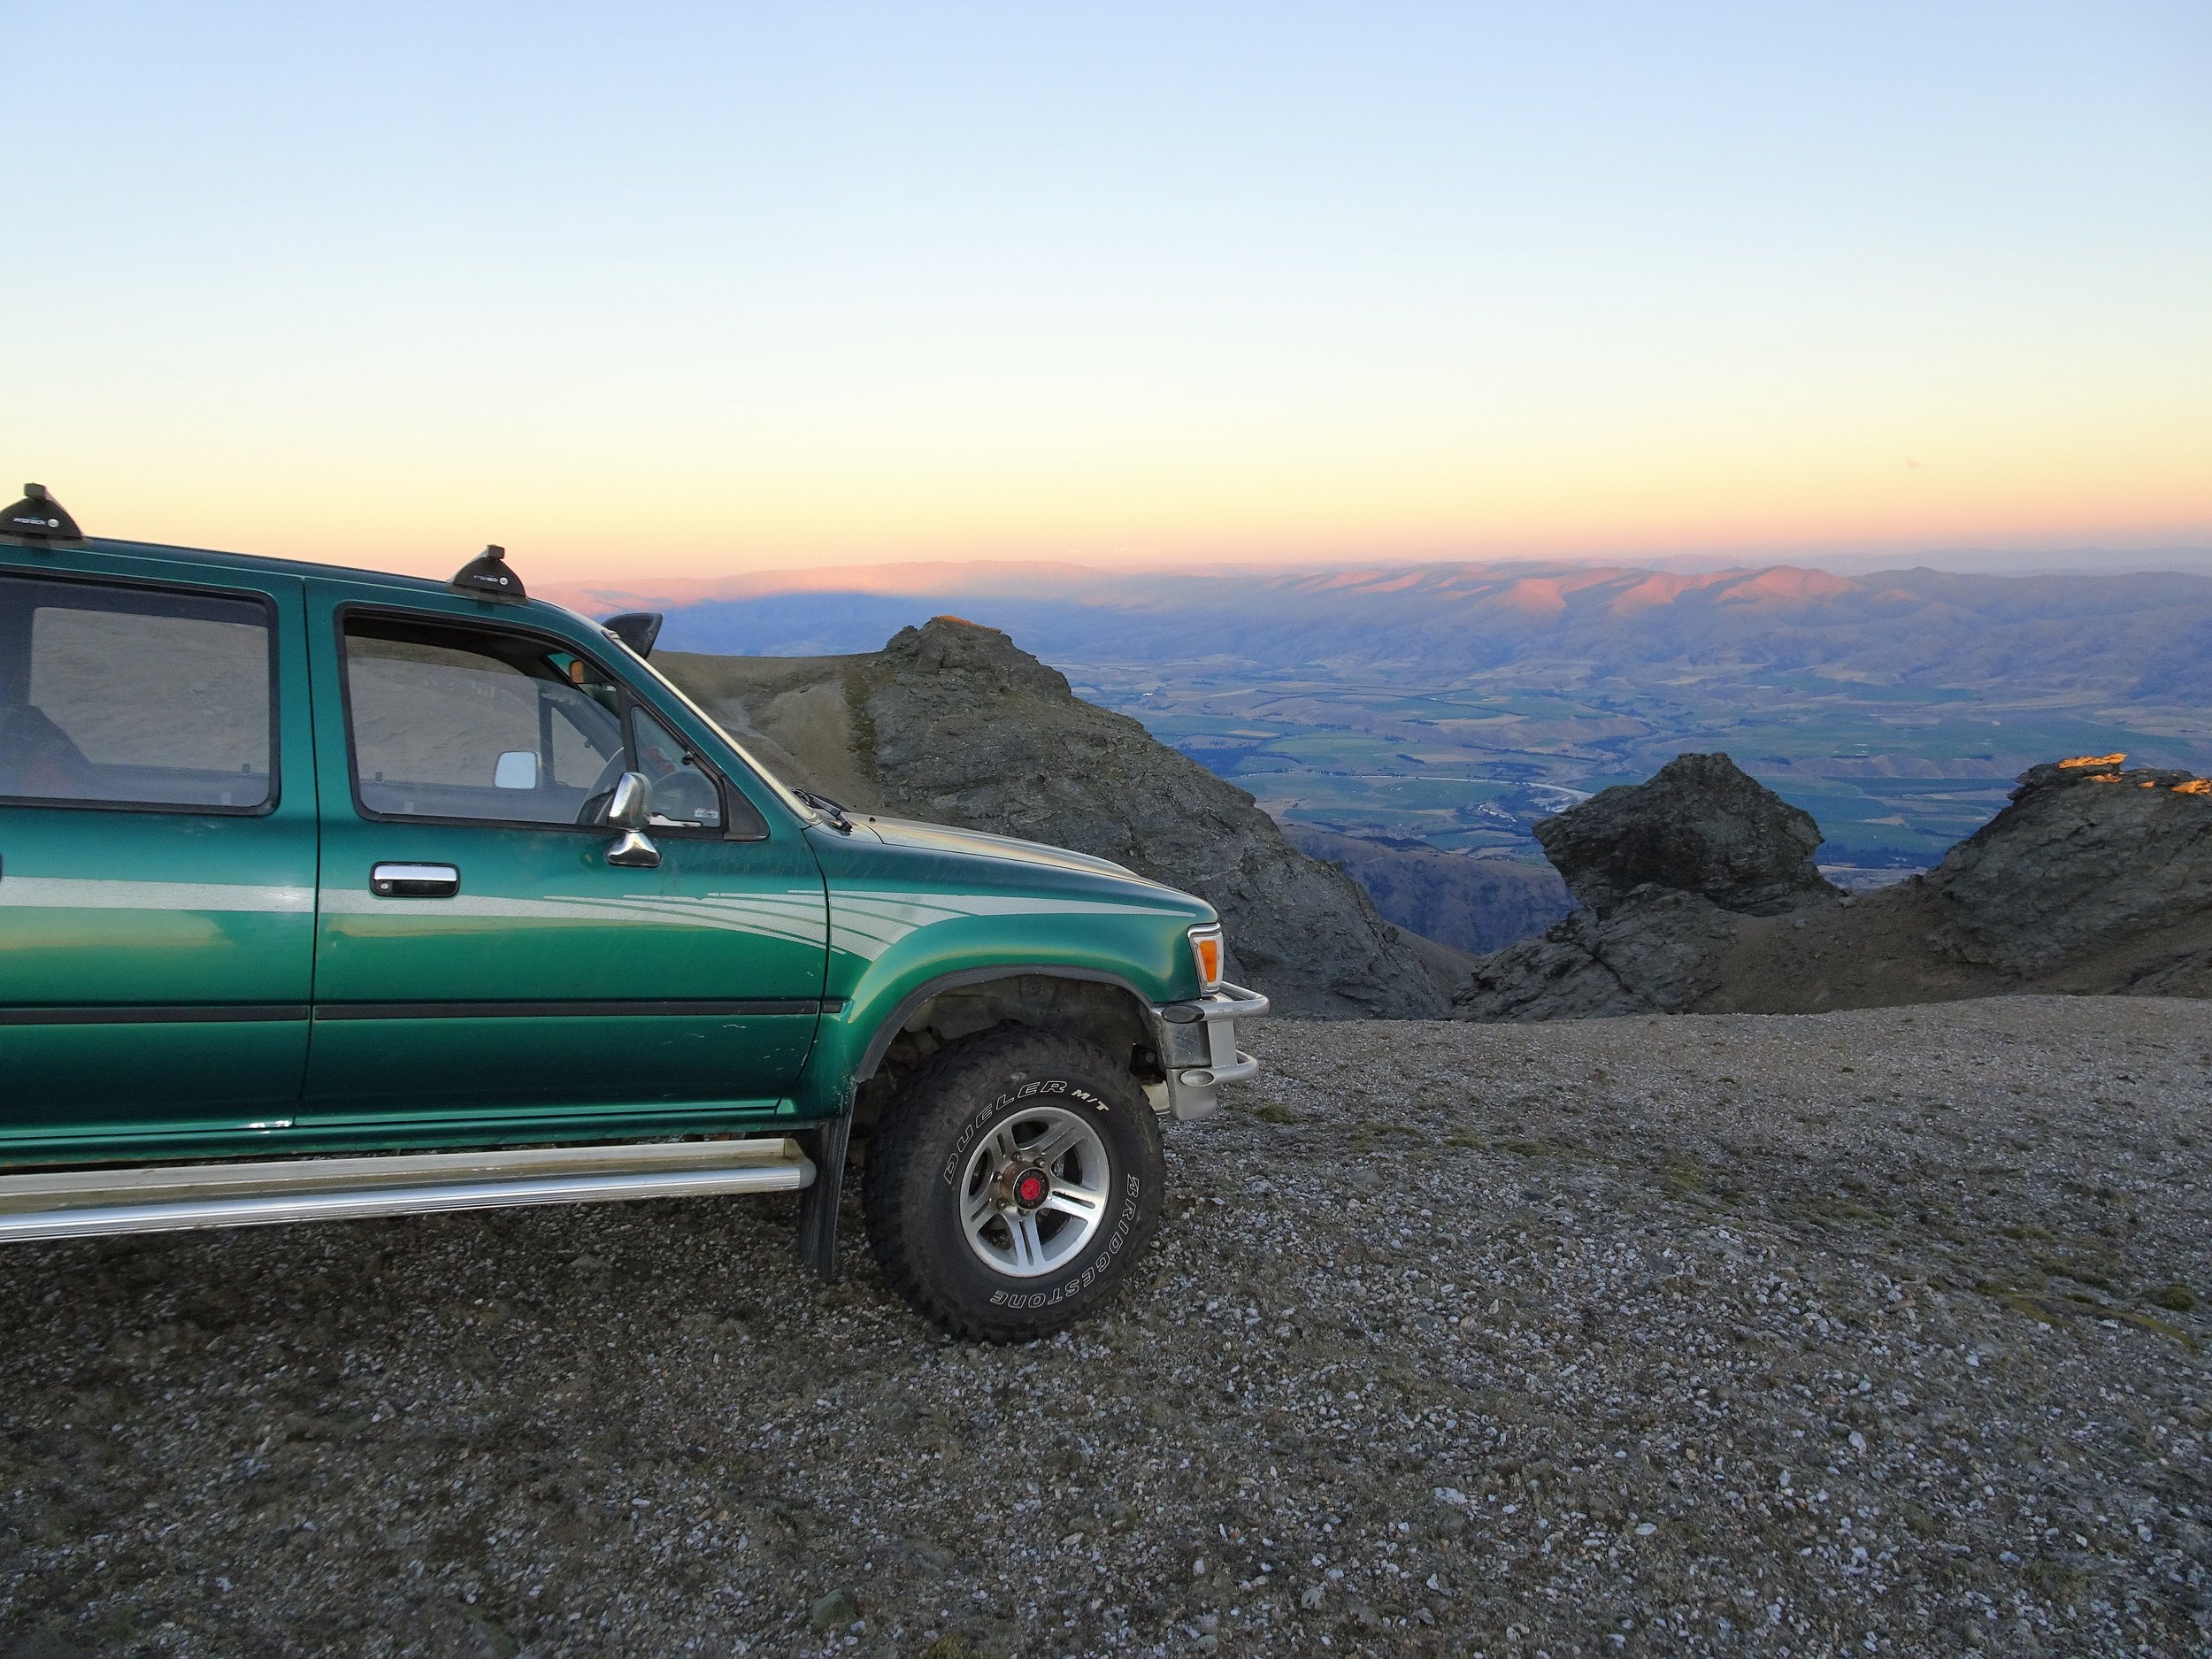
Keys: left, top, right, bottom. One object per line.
{"left": 1148, "top": 980, "right": 1269, "bottom": 1120}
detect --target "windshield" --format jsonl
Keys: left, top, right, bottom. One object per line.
{"left": 580, "top": 615, "right": 826, "bottom": 827}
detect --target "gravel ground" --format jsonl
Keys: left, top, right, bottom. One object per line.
{"left": 4, "top": 996, "right": 2209, "bottom": 1659}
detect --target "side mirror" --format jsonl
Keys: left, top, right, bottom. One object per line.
{"left": 604, "top": 772, "right": 661, "bottom": 867}
{"left": 603, "top": 611, "right": 664, "bottom": 657}
{"left": 493, "top": 750, "right": 540, "bottom": 789}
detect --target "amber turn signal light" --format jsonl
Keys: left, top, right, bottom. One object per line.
{"left": 1188, "top": 925, "right": 1225, "bottom": 992}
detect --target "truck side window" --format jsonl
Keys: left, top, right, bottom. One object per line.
{"left": 0, "top": 574, "right": 274, "bottom": 811}
{"left": 342, "top": 615, "right": 629, "bottom": 826}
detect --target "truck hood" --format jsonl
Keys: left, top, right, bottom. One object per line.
{"left": 853, "top": 814, "right": 1144, "bottom": 881}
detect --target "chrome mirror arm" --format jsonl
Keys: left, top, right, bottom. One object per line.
{"left": 605, "top": 826, "right": 661, "bottom": 868}
{"left": 603, "top": 771, "right": 662, "bottom": 869}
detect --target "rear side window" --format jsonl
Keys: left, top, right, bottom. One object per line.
{"left": 0, "top": 573, "right": 274, "bottom": 811}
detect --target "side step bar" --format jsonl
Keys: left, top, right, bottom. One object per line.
{"left": 0, "top": 1137, "right": 815, "bottom": 1244}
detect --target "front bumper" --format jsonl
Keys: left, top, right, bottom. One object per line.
{"left": 1148, "top": 980, "right": 1270, "bottom": 1120}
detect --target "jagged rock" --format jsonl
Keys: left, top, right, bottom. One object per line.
{"left": 1923, "top": 757, "right": 2212, "bottom": 976}
{"left": 660, "top": 619, "right": 1462, "bottom": 1018}
{"left": 1534, "top": 753, "right": 1839, "bottom": 918}
{"left": 854, "top": 621, "right": 1456, "bottom": 1016}
{"left": 1457, "top": 751, "right": 1836, "bottom": 1021}
{"left": 1455, "top": 887, "right": 1740, "bottom": 1021}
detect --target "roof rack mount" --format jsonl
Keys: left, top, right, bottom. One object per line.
{"left": 3, "top": 482, "right": 85, "bottom": 545}
{"left": 451, "top": 543, "right": 526, "bottom": 600}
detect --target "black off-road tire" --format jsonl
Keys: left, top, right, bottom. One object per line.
{"left": 861, "top": 1028, "right": 1166, "bottom": 1343}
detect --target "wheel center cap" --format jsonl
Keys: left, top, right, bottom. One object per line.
{"left": 1002, "top": 1164, "right": 1051, "bottom": 1210}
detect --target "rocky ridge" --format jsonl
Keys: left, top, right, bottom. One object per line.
{"left": 1459, "top": 751, "right": 2212, "bottom": 1020}
{"left": 660, "top": 619, "right": 1465, "bottom": 1018}
{"left": 1924, "top": 756, "right": 2212, "bottom": 977}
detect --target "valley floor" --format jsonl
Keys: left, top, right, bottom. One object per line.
{"left": 3, "top": 1000, "right": 2208, "bottom": 1658}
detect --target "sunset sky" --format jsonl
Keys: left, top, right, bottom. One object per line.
{"left": 8, "top": 3, "right": 2209, "bottom": 580}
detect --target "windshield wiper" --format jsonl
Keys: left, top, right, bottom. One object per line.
{"left": 796, "top": 789, "right": 854, "bottom": 833}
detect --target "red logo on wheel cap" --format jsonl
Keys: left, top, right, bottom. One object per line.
{"left": 1013, "top": 1170, "right": 1050, "bottom": 1208}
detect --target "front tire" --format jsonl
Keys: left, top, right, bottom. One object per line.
{"left": 862, "top": 1029, "right": 1165, "bottom": 1342}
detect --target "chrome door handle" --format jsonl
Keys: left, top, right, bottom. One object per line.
{"left": 370, "top": 862, "right": 461, "bottom": 899}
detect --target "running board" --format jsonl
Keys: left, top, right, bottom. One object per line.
{"left": 0, "top": 1137, "right": 815, "bottom": 1243}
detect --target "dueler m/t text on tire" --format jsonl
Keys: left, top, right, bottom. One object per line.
{"left": 862, "top": 1030, "right": 1165, "bottom": 1342}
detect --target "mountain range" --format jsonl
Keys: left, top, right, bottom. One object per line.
{"left": 545, "top": 557, "right": 2212, "bottom": 692}
{"left": 549, "top": 558, "right": 2212, "bottom": 879}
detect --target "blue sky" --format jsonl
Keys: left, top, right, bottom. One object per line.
{"left": 8, "top": 3, "right": 2208, "bottom": 576}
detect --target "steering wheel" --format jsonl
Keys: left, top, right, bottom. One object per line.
{"left": 649, "top": 766, "right": 719, "bottom": 824}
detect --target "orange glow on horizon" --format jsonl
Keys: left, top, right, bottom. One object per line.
{"left": 41, "top": 398, "right": 2212, "bottom": 585}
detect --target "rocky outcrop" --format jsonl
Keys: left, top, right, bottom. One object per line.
{"left": 1457, "top": 888, "right": 1741, "bottom": 1020}
{"left": 1921, "top": 757, "right": 2212, "bottom": 977}
{"left": 1534, "top": 752, "right": 1839, "bottom": 917}
{"left": 660, "top": 620, "right": 1466, "bottom": 1018}
{"left": 1458, "top": 749, "right": 2212, "bottom": 1020}
{"left": 1279, "top": 826, "right": 1571, "bottom": 954}
{"left": 1458, "top": 754, "right": 1838, "bottom": 1019}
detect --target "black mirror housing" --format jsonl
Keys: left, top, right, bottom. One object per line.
{"left": 603, "top": 611, "right": 664, "bottom": 657}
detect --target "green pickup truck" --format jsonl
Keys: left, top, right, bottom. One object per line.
{"left": 0, "top": 485, "right": 1265, "bottom": 1341}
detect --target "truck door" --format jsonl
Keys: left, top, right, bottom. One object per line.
{"left": 0, "top": 563, "right": 316, "bottom": 1151}
{"left": 300, "top": 583, "right": 830, "bottom": 1124}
